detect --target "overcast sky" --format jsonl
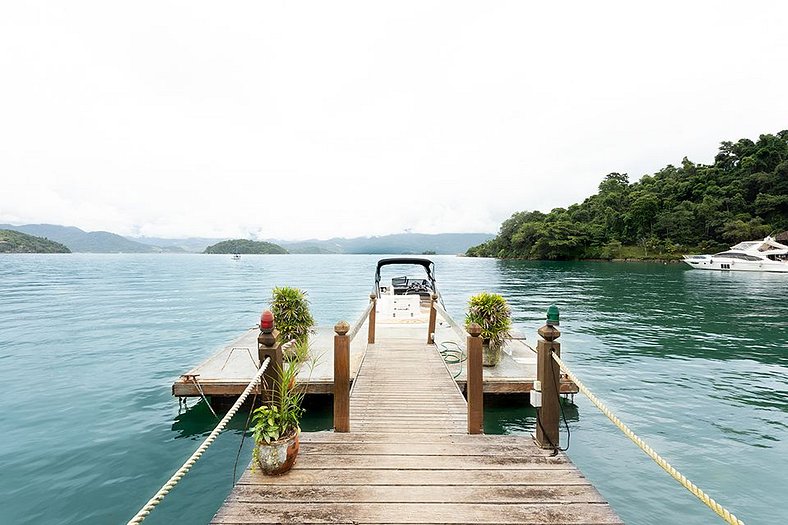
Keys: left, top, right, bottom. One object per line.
{"left": 1, "top": 1, "right": 786, "bottom": 240}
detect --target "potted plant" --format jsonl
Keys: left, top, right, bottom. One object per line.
{"left": 465, "top": 292, "right": 512, "bottom": 366}
{"left": 252, "top": 341, "right": 308, "bottom": 475}
{"left": 270, "top": 287, "right": 315, "bottom": 360}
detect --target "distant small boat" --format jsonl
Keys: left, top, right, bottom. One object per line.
{"left": 682, "top": 237, "right": 788, "bottom": 273}
{"left": 231, "top": 253, "right": 241, "bottom": 260}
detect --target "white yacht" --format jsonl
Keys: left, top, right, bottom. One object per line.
{"left": 682, "top": 237, "right": 788, "bottom": 273}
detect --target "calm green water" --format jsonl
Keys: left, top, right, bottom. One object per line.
{"left": 0, "top": 254, "right": 785, "bottom": 524}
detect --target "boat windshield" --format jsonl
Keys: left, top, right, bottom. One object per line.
{"left": 374, "top": 258, "right": 437, "bottom": 298}
{"left": 730, "top": 241, "right": 759, "bottom": 250}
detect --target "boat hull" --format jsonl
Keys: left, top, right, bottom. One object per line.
{"left": 682, "top": 256, "right": 788, "bottom": 273}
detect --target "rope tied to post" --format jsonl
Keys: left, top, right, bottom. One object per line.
{"left": 126, "top": 339, "right": 296, "bottom": 525}
{"left": 551, "top": 351, "right": 746, "bottom": 525}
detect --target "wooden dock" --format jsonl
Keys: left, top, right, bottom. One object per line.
{"left": 173, "top": 311, "right": 578, "bottom": 398}
{"left": 210, "top": 322, "right": 621, "bottom": 524}
{"left": 172, "top": 325, "right": 369, "bottom": 396}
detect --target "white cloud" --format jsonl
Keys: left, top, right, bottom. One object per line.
{"left": 1, "top": 1, "right": 786, "bottom": 239}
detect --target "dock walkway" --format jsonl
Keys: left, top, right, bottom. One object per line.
{"left": 211, "top": 325, "right": 621, "bottom": 524}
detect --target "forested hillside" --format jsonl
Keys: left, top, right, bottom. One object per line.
{"left": 0, "top": 230, "right": 71, "bottom": 253}
{"left": 468, "top": 131, "right": 788, "bottom": 260}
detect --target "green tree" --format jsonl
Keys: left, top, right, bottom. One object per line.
{"left": 466, "top": 130, "right": 788, "bottom": 260}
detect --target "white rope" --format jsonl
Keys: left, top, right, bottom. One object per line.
{"left": 127, "top": 353, "right": 274, "bottom": 524}
{"left": 187, "top": 375, "right": 218, "bottom": 418}
{"left": 552, "top": 352, "right": 746, "bottom": 525}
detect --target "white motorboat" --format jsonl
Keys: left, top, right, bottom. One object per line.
{"left": 682, "top": 236, "right": 788, "bottom": 273}
{"left": 374, "top": 258, "right": 440, "bottom": 322}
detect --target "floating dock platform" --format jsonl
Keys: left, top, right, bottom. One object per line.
{"left": 173, "top": 311, "right": 578, "bottom": 398}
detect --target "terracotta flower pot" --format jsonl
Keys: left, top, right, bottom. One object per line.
{"left": 255, "top": 428, "right": 300, "bottom": 475}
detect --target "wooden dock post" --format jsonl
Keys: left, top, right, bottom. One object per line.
{"left": 466, "top": 322, "right": 484, "bottom": 434}
{"left": 535, "top": 306, "right": 561, "bottom": 449}
{"left": 334, "top": 320, "right": 351, "bottom": 432}
{"left": 257, "top": 310, "right": 283, "bottom": 403}
{"left": 427, "top": 293, "right": 438, "bottom": 344}
{"left": 368, "top": 294, "right": 376, "bottom": 344}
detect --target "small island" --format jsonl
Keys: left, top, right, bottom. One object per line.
{"left": 203, "top": 239, "right": 288, "bottom": 254}
{"left": 0, "top": 229, "right": 71, "bottom": 253}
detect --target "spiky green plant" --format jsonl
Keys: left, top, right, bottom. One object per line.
{"left": 252, "top": 341, "right": 312, "bottom": 450}
{"left": 465, "top": 292, "right": 512, "bottom": 348}
{"left": 270, "top": 286, "right": 315, "bottom": 348}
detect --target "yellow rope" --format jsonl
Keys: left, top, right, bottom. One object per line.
{"left": 551, "top": 352, "right": 746, "bottom": 525}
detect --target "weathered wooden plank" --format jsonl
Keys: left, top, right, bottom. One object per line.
{"left": 350, "top": 412, "right": 468, "bottom": 418}
{"left": 237, "top": 468, "right": 588, "bottom": 486}
{"left": 453, "top": 379, "right": 580, "bottom": 394}
{"left": 226, "top": 484, "right": 608, "bottom": 503}
{"left": 211, "top": 502, "right": 623, "bottom": 524}
{"left": 297, "top": 442, "right": 557, "bottom": 456}
{"left": 349, "top": 405, "right": 466, "bottom": 412}
{"left": 347, "top": 427, "right": 468, "bottom": 434}
{"left": 298, "top": 432, "right": 548, "bottom": 445}
{"left": 280, "top": 453, "right": 570, "bottom": 469}
{"left": 173, "top": 380, "right": 340, "bottom": 396}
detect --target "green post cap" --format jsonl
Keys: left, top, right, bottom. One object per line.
{"left": 546, "top": 305, "right": 560, "bottom": 326}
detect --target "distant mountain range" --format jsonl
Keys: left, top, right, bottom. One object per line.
{"left": 0, "top": 224, "right": 493, "bottom": 254}
{"left": 0, "top": 224, "right": 185, "bottom": 253}
{"left": 275, "top": 233, "right": 495, "bottom": 255}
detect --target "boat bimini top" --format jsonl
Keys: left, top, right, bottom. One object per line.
{"left": 374, "top": 258, "right": 438, "bottom": 298}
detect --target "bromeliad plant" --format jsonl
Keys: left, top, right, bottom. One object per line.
{"left": 270, "top": 287, "right": 315, "bottom": 354}
{"left": 465, "top": 292, "right": 512, "bottom": 366}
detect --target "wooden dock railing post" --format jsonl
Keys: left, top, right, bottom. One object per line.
{"left": 467, "top": 322, "right": 484, "bottom": 434}
{"left": 368, "top": 293, "right": 377, "bottom": 344}
{"left": 427, "top": 293, "right": 438, "bottom": 344}
{"left": 334, "top": 320, "right": 351, "bottom": 432}
{"left": 535, "top": 306, "right": 561, "bottom": 449}
{"left": 257, "top": 310, "right": 283, "bottom": 403}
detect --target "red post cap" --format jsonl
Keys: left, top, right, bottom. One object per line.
{"left": 260, "top": 310, "right": 274, "bottom": 331}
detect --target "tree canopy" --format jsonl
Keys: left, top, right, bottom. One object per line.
{"left": 203, "top": 239, "right": 288, "bottom": 254}
{"left": 468, "top": 131, "right": 788, "bottom": 260}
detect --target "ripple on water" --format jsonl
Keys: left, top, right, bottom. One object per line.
{"left": 0, "top": 255, "right": 786, "bottom": 524}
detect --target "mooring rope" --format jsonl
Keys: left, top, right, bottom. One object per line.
{"left": 187, "top": 375, "right": 218, "bottom": 418}
{"left": 551, "top": 352, "right": 746, "bottom": 525}
{"left": 126, "top": 343, "right": 287, "bottom": 525}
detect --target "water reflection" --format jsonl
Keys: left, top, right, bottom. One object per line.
{"left": 494, "top": 261, "right": 788, "bottom": 365}
{"left": 483, "top": 395, "right": 579, "bottom": 435}
{"left": 170, "top": 396, "right": 334, "bottom": 439}
{"left": 171, "top": 400, "right": 231, "bottom": 439}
